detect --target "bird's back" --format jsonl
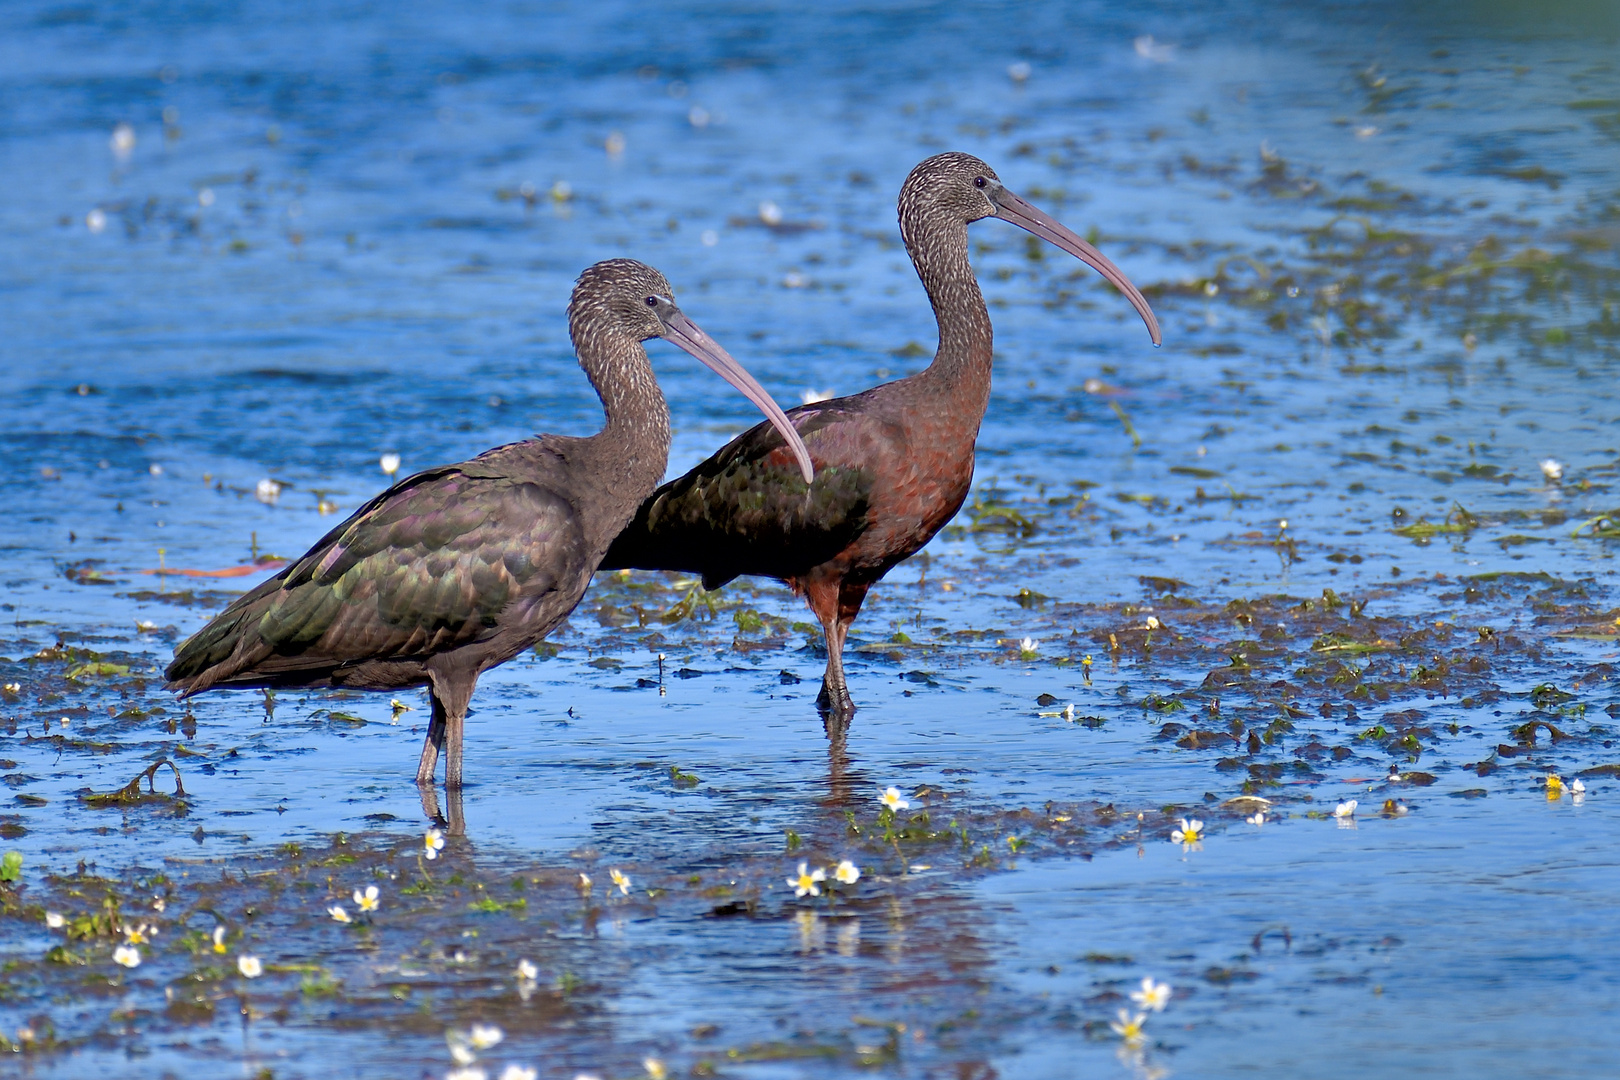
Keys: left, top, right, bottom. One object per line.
{"left": 601, "top": 376, "right": 970, "bottom": 588}
{"left": 167, "top": 439, "right": 596, "bottom": 696}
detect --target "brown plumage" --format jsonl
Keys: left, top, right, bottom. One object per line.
{"left": 166, "top": 259, "right": 812, "bottom": 793}
{"left": 602, "top": 153, "right": 1160, "bottom": 717}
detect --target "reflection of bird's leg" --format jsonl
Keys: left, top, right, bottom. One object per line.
{"left": 418, "top": 782, "right": 445, "bottom": 827}
{"left": 443, "top": 784, "right": 466, "bottom": 836}
{"left": 416, "top": 694, "right": 447, "bottom": 785}
{"left": 823, "top": 709, "right": 852, "bottom": 808}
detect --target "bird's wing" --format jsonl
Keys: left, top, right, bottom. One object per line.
{"left": 167, "top": 462, "right": 586, "bottom": 688}
{"left": 601, "top": 398, "right": 889, "bottom": 586}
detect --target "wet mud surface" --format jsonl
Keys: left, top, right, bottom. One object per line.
{"left": 3, "top": 0, "right": 1620, "bottom": 1076}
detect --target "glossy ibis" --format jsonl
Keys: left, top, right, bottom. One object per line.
{"left": 166, "top": 259, "right": 814, "bottom": 795}
{"left": 602, "top": 153, "right": 1160, "bottom": 717}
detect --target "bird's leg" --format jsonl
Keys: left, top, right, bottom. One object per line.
{"left": 415, "top": 694, "right": 447, "bottom": 785}
{"left": 827, "top": 579, "right": 871, "bottom": 716}
{"left": 816, "top": 617, "right": 853, "bottom": 716}
{"left": 431, "top": 674, "right": 475, "bottom": 791}
{"left": 805, "top": 574, "right": 866, "bottom": 718}
{"left": 445, "top": 704, "right": 466, "bottom": 790}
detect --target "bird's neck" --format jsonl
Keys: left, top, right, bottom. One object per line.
{"left": 906, "top": 216, "right": 993, "bottom": 413}
{"left": 582, "top": 338, "right": 672, "bottom": 501}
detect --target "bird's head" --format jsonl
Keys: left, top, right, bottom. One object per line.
{"left": 568, "top": 258, "right": 680, "bottom": 345}
{"left": 899, "top": 153, "right": 1161, "bottom": 346}
{"left": 567, "top": 259, "right": 816, "bottom": 483}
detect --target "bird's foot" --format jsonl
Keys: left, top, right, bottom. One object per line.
{"left": 816, "top": 681, "right": 857, "bottom": 720}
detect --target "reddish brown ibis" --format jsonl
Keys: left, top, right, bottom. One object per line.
{"left": 165, "top": 259, "right": 814, "bottom": 793}
{"left": 601, "top": 152, "right": 1160, "bottom": 717}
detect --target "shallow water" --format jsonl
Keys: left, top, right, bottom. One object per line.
{"left": 2, "top": 1, "right": 1619, "bottom": 1076}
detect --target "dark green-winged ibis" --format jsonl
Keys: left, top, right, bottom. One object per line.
{"left": 601, "top": 153, "right": 1160, "bottom": 718}
{"left": 166, "top": 259, "right": 814, "bottom": 794}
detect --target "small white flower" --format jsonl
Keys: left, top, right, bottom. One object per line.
{"left": 1572, "top": 778, "right": 1587, "bottom": 793}
{"left": 328, "top": 905, "right": 351, "bottom": 923}
{"left": 644, "top": 1059, "right": 668, "bottom": 1080}
{"left": 1109, "top": 1008, "right": 1147, "bottom": 1043}
{"left": 86, "top": 208, "right": 108, "bottom": 233}
{"left": 447, "top": 1031, "right": 478, "bottom": 1066}
{"left": 577, "top": 871, "right": 592, "bottom": 891}
{"left": 254, "top": 477, "right": 282, "bottom": 504}
{"left": 834, "top": 859, "right": 861, "bottom": 885}
{"left": 45, "top": 911, "right": 64, "bottom": 929}
{"left": 1333, "top": 799, "right": 1358, "bottom": 819}
{"left": 517, "top": 958, "right": 538, "bottom": 981}
{"left": 469, "top": 1023, "right": 503, "bottom": 1050}
{"left": 424, "top": 828, "right": 445, "bottom": 860}
{"left": 1145, "top": 616, "right": 1161, "bottom": 630}
{"left": 1540, "top": 458, "right": 1564, "bottom": 482}
{"left": 879, "top": 786, "right": 910, "bottom": 812}
{"left": 2, "top": 682, "right": 19, "bottom": 693}
{"left": 136, "top": 620, "right": 158, "bottom": 632}
{"left": 212, "top": 925, "right": 227, "bottom": 953}
{"left": 1169, "top": 817, "right": 1203, "bottom": 845}
{"left": 123, "top": 924, "right": 150, "bottom": 945}
{"left": 609, "top": 868, "right": 630, "bottom": 895}
{"left": 1130, "top": 977, "right": 1172, "bottom": 1012}
{"left": 380, "top": 453, "right": 401, "bottom": 477}
{"left": 788, "top": 861, "right": 826, "bottom": 898}
{"left": 1246, "top": 812, "right": 1266, "bottom": 827}
{"left": 113, "top": 945, "right": 141, "bottom": 968}
{"left": 499, "top": 1068, "right": 538, "bottom": 1080}
{"left": 238, "top": 954, "right": 262, "bottom": 978}
{"left": 353, "top": 885, "right": 380, "bottom": 913}
{"left": 758, "top": 200, "right": 783, "bottom": 226}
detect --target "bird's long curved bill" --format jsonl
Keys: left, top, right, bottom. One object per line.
{"left": 994, "top": 188, "right": 1162, "bottom": 346}
{"left": 660, "top": 310, "right": 817, "bottom": 483}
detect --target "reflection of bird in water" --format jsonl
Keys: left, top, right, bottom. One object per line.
{"left": 604, "top": 152, "right": 1160, "bottom": 722}
{"left": 165, "top": 260, "right": 812, "bottom": 831}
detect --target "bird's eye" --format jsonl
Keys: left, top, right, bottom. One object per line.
{"left": 974, "top": 176, "right": 988, "bottom": 188}
{"left": 645, "top": 296, "right": 659, "bottom": 307}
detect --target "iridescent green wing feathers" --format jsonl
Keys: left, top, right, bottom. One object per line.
{"left": 168, "top": 465, "right": 586, "bottom": 686}
{"left": 601, "top": 400, "right": 882, "bottom": 587}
